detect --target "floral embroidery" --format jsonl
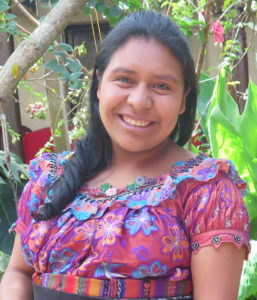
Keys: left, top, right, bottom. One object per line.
{"left": 194, "top": 185, "right": 210, "bottom": 213}
{"left": 95, "top": 212, "right": 123, "bottom": 246}
{"left": 125, "top": 208, "right": 158, "bottom": 236}
{"left": 77, "top": 249, "right": 99, "bottom": 275}
{"left": 22, "top": 244, "right": 34, "bottom": 267}
{"left": 161, "top": 225, "right": 189, "bottom": 261}
{"left": 73, "top": 220, "right": 96, "bottom": 249}
{"left": 170, "top": 268, "right": 190, "bottom": 281}
{"left": 29, "top": 161, "right": 42, "bottom": 182}
{"left": 126, "top": 190, "right": 153, "bottom": 209}
{"left": 30, "top": 222, "right": 50, "bottom": 246}
{"left": 38, "top": 250, "right": 48, "bottom": 272}
{"left": 132, "top": 260, "right": 167, "bottom": 278}
{"left": 49, "top": 248, "right": 77, "bottom": 273}
{"left": 11, "top": 151, "right": 249, "bottom": 283}
{"left": 221, "top": 184, "right": 232, "bottom": 209}
{"left": 132, "top": 246, "right": 150, "bottom": 261}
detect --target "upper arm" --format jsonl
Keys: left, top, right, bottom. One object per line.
{"left": 6, "top": 234, "right": 34, "bottom": 276}
{"left": 191, "top": 243, "right": 245, "bottom": 300}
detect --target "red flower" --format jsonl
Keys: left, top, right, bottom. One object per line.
{"left": 211, "top": 20, "right": 224, "bottom": 43}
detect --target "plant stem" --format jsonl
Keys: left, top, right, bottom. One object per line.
{"left": 195, "top": 0, "right": 213, "bottom": 83}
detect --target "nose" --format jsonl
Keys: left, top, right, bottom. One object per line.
{"left": 127, "top": 83, "right": 152, "bottom": 111}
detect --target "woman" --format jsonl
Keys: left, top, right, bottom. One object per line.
{"left": 1, "top": 10, "right": 250, "bottom": 300}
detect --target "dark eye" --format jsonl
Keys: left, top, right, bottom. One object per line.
{"left": 155, "top": 83, "right": 170, "bottom": 90}
{"left": 118, "top": 77, "right": 130, "bottom": 83}
{"left": 116, "top": 77, "right": 133, "bottom": 87}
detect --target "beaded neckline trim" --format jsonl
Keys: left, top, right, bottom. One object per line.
{"left": 82, "top": 153, "right": 207, "bottom": 199}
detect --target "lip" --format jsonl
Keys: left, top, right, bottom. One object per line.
{"left": 119, "top": 114, "right": 154, "bottom": 129}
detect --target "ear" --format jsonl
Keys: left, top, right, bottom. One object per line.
{"left": 179, "top": 87, "right": 191, "bottom": 115}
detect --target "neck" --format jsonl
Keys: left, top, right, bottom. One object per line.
{"left": 110, "top": 139, "right": 174, "bottom": 172}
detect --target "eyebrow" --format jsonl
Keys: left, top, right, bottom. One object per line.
{"left": 110, "top": 67, "right": 180, "bottom": 84}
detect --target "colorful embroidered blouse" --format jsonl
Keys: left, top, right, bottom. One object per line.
{"left": 11, "top": 152, "right": 250, "bottom": 297}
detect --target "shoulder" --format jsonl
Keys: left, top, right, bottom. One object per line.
{"left": 176, "top": 155, "right": 250, "bottom": 258}
{"left": 25, "top": 151, "right": 73, "bottom": 212}
{"left": 28, "top": 150, "right": 73, "bottom": 181}
{"left": 174, "top": 154, "right": 247, "bottom": 198}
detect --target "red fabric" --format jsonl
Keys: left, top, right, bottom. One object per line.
{"left": 22, "top": 127, "right": 53, "bottom": 164}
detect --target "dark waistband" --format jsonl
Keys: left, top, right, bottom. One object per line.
{"left": 33, "top": 282, "right": 193, "bottom": 300}
{"left": 33, "top": 273, "right": 193, "bottom": 299}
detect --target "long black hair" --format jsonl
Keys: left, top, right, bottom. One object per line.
{"left": 34, "top": 10, "right": 198, "bottom": 221}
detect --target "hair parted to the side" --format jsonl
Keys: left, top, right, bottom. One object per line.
{"left": 33, "top": 10, "right": 197, "bottom": 221}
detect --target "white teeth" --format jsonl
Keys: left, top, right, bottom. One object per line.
{"left": 122, "top": 116, "right": 150, "bottom": 127}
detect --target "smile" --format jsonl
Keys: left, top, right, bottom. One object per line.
{"left": 121, "top": 115, "right": 152, "bottom": 127}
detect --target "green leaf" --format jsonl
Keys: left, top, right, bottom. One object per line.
{"left": 0, "top": 251, "right": 10, "bottom": 273}
{"left": 109, "top": 5, "right": 122, "bottom": 18}
{"left": 0, "top": 1, "right": 9, "bottom": 14}
{"left": 59, "top": 42, "right": 73, "bottom": 52}
{"left": 44, "top": 59, "right": 67, "bottom": 73}
{"left": 0, "top": 177, "right": 7, "bottom": 184}
{"left": 53, "top": 50, "right": 66, "bottom": 57}
{"left": 44, "top": 58, "right": 58, "bottom": 69}
{"left": 85, "top": 0, "right": 97, "bottom": 8}
{"left": 96, "top": 1, "right": 105, "bottom": 13}
{"left": 66, "top": 57, "right": 82, "bottom": 73}
{"left": 238, "top": 240, "right": 257, "bottom": 300}
{"left": 60, "top": 71, "right": 70, "bottom": 82}
{"left": 82, "top": 5, "right": 91, "bottom": 16}
{"left": 207, "top": 70, "right": 257, "bottom": 220}
{"left": 68, "top": 72, "right": 83, "bottom": 90}
{"left": 239, "top": 81, "right": 257, "bottom": 157}
{"left": 197, "top": 29, "right": 206, "bottom": 45}
{"left": 47, "top": 44, "right": 55, "bottom": 52}
{"left": 197, "top": 72, "right": 215, "bottom": 140}
{"left": 3, "top": 13, "right": 16, "bottom": 21}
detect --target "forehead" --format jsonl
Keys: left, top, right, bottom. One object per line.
{"left": 104, "top": 37, "right": 184, "bottom": 79}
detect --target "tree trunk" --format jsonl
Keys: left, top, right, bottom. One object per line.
{"left": 0, "top": 0, "right": 87, "bottom": 103}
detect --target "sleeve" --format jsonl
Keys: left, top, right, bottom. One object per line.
{"left": 182, "top": 172, "right": 250, "bottom": 260}
{"left": 9, "top": 153, "right": 58, "bottom": 234}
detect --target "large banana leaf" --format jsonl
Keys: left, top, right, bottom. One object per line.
{"left": 207, "top": 69, "right": 257, "bottom": 227}
{"left": 202, "top": 70, "right": 257, "bottom": 299}
{"left": 197, "top": 72, "right": 215, "bottom": 140}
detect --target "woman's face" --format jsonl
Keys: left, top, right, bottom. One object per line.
{"left": 97, "top": 38, "right": 188, "bottom": 155}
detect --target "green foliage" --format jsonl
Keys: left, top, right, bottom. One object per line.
{"left": 206, "top": 70, "right": 257, "bottom": 227}
{"left": 239, "top": 241, "right": 257, "bottom": 300}
{"left": 0, "top": 151, "right": 28, "bottom": 258}
{"left": 45, "top": 43, "right": 85, "bottom": 90}
{"left": 197, "top": 72, "right": 216, "bottom": 141}
{"left": 198, "top": 70, "right": 257, "bottom": 300}
{"left": 0, "top": 0, "right": 19, "bottom": 35}
{"left": 0, "top": 250, "right": 10, "bottom": 280}
{"left": 0, "top": 151, "right": 28, "bottom": 182}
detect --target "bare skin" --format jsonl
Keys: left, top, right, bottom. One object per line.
{"left": 191, "top": 243, "right": 245, "bottom": 300}
{"left": 0, "top": 234, "right": 34, "bottom": 300}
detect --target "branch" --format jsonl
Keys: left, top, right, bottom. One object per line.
{"left": 195, "top": 0, "right": 213, "bottom": 83}
{"left": 16, "top": 22, "right": 31, "bottom": 35}
{"left": 0, "top": 0, "right": 88, "bottom": 103}
{"left": 11, "top": 0, "right": 40, "bottom": 26}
